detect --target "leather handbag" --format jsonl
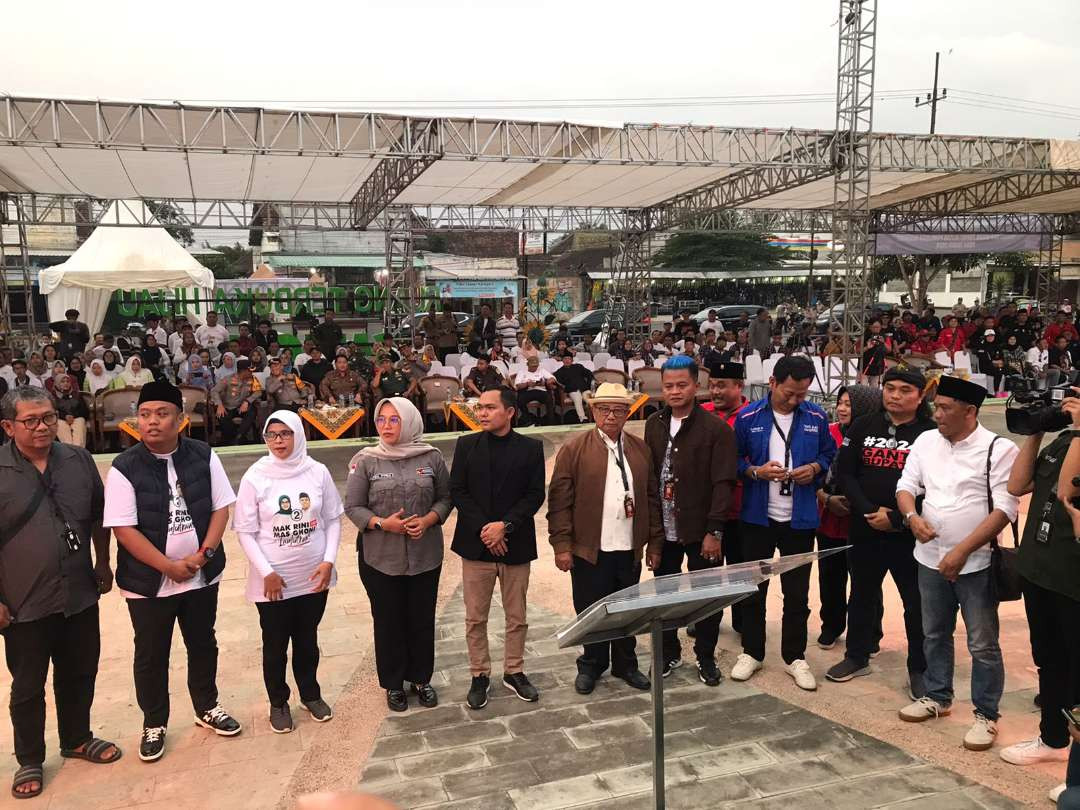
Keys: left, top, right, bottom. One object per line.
{"left": 986, "top": 436, "right": 1022, "bottom": 603}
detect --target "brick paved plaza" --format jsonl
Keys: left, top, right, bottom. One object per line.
{"left": 0, "top": 411, "right": 1065, "bottom": 808}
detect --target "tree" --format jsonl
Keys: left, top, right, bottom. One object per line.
{"left": 651, "top": 231, "right": 785, "bottom": 270}
{"left": 201, "top": 243, "right": 252, "bottom": 279}
{"left": 872, "top": 253, "right": 984, "bottom": 310}
{"left": 146, "top": 201, "right": 195, "bottom": 246}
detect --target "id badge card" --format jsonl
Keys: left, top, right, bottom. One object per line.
{"left": 779, "top": 476, "right": 793, "bottom": 497}
{"left": 624, "top": 494, "right": 636, "bottom": 518}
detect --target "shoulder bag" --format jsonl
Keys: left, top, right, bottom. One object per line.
{"left": 986, "top": 435, "right": 1022, "bottom": 603}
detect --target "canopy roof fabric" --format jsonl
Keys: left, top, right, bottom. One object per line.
{"left": 38, "top": 200, "right": 215, "bottom": 332}
{"left": 1, "top": 97, "right": 1079, "bottom": 229}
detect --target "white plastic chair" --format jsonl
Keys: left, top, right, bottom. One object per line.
{"left": 933, "top": 351, "right": 953, "bottom": 368}
{"left": 953, "top": 351, "right": 973, "bottom": 375}
{"left": 578, "top": 360, "right": 595, "bottom": 371}
{"left": 606, "top": 358, "right": 626, "bottom": 371}
{"left": 459, "top": 354, "right": 478, "bottom": 370}
{"left": 540, "top": 358, "right": 560, "bottom": 373}
{"left": 443, "top": 353, "right": 462, "bottom": 370}
{"left": 762, "top": 357, "right": 779, "bottom": 381}
{"left": 592, "top": 352, "right": 611, "bottom": 367}
{"left": 626, "top": 359, "right": 646, "bottom": 376}
{"left": 744, "top": 354, "right": 765, "bottom": 385}
{"left": 492, "top": 360, "right": 510, "bottom": 377}
{"left": 576, "top": 352, "right": 592, "bottom": 362}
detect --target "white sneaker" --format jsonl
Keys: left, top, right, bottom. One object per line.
{"left": 963, "top": 712, "right": 998, "bottom": 751}
{"left": 1049, "top": 783, "right": 1066, "bottom": 803}
{"left": 1000, "top": 736, "right": 1071, "bottom": 765}
{"left": 899, "top": 696, "right": 951, "bottom": 722}
{"left": 784, "top": 659, "right": 817, "bottom": 691}
{"left": 730, "top": 653, "right": 763, "bottom": 682}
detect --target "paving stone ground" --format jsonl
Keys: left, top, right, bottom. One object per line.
{"left": 358, "top": 589, "right": 1026, "bottom": 810}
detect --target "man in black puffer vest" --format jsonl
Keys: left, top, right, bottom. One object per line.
{"left": 103, "top": 381, "right": 241, "bottom": 764}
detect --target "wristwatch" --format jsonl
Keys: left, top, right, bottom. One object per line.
{"left": 903, "top": 511, "right": 917, "bottom": 527}
{"left": 503, "top": 521, "right": 516, "bottom": 535}
{"left": 201, "top": 545, "right": 217, "bottom": 560}
{"left": 374, "top": 519, "right": 384, "bottom": 531}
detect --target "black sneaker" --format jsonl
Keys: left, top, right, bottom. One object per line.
{"left": 467, "top": 675, "right": 490, "bottom": 710}
{"left": 138, "top": 726, "right": 167, "bottom": 762}
{"left": 269, "top": 703, "right": 293, "bottom": 733}
{"left": 194, "top": 705, "right": 242, "bottom": 736}
{"left": 661, "top": 657, "right": 682, "bottom": 678}
{"left": 412, "top": 683, "right": 438, "bottom": 708}
{"left": 825, "top": 658, "right": 872, "bottom": 683}
{"left": 386, "top": 689, "right": 408, "bottom": 712}
{"left": 697, "top": 658, "right": 723, "bottom": 687}
{"left": 300, "top": 698, "right": 333, "bottom": 722}
{"left": 816, "top": 632, "right": 840, "bottom": 650}
{"left": 686, "top": 623, "right": 697, "bottom": 638}
{"left": 503, "top": 672, "right": 540, "bottom": 702}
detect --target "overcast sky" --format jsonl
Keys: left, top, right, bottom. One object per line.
{"left": 5, "top": 0, "right": 1080, "bottom": 139}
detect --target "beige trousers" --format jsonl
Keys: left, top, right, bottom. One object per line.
{"left": 56, "top": 417, "right": 87, "bottom": 448}
{"left": 461, "top": 559, "right": 531, "bottom": 677}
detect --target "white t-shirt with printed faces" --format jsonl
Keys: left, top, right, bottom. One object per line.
{"left": 232, "top": 463, "right": 344, "bottom": 602}
{"left": 104, "top": 450, "right": 237, "bottom": 598}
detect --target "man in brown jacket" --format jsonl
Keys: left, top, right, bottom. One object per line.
{"left": 547, "top": 383, "right": 664, "bottom": 695}
{"left": 644, "top": 354, "right": 737, "bottom": 687}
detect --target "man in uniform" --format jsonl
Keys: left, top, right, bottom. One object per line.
{"left": 211, "top": 358, "right": 262, "bottom": 445}
{"left": 465, "top": 356, "right": 504, "bottom": 396}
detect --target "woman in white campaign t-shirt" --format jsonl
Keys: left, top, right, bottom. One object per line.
{"left": 232, "top": 409, "right": 343, "bottom": 728}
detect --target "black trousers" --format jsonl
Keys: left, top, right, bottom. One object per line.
{"left": 435, "top": 347, "right": 454, "bottom": 363}
{"left": 219, "top": 406, "right": 257, "bottom": 444}
{"left": 739, "top": 520, "right": 815, "bottom": 664}
{"left": 516, "top": 390, "right": 553, "bottom": 427}
{"left": 816, "top": 532, "right": 849, "bottom": 640}
{"left": 571, "top": 551, "right": 641, "bottom": 677}
{"left": 845, "top": 533, "right": 925, "bottom": 672}
{"left": 126, "top": 584, "right": 220, "bottom": 728}
{"left": 724, "top": 519, "right": 744, "bottom": 633}
{"left": 255, "top": 591, "right": 329, "bottom": 707}
{"left": 655, "top": 541, "right": 723, "bottom": 663}
{"left": 1022, "top": 577, "right": 1080, "bottom": 749}
{"left": 358, "top": 555, "right": 441, "bottom": 689}
{"left": 4, "top": 604, "right": 99, "bottom": 766}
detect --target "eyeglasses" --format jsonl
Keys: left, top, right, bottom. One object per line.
{"left": 264, "top": 430, "right": 294, "bottom": 441}
{"left": 375, "top": 416, "right": 402, "bottom": 426}
{"left": 13, "top": 413, "right": 59, "bottom": 429}
{"left": 592, "top": 406, "right": 629, "bottom": 419}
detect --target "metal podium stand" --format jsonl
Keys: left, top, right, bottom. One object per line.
{"left": 554, "top": 549, "right": 845, "bottom": 810}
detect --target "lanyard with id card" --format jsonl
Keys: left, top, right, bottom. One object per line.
{"left": 611, "top": 438, "right": 635, "bottom": 518}
{"left": 772, "top": 412, "right": 794, "bottom": 496}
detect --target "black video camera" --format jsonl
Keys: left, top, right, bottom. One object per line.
{"left": 1004, "top": 372, "right": 1079, "bottom": 435}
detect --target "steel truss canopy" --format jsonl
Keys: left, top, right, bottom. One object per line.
{"left": 2, "top": 96, "right": 1080, "bottom": 231}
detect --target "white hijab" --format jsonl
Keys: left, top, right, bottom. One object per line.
{"left": 119, "top": 356, "right": 154, "bottom": 387}
{"left": 360, "top": 397, "right": 435, "bottom": 461}
{"left": 86, "top": 359, "right": 112, "bottom": 393}
{"left": 248, "top": 409, "right": 315, "bottom": 480}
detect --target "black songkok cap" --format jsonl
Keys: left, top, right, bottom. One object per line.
{"left": 936, "top": 375, "right": 987, "bottom": 409}
{"left": 137, "top": 380, "right": 183, "bottom": 410}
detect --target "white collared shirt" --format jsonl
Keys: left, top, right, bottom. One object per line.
{"left": 598, "top": 430, "right": 635, "bottom": 552}
{"left": 516, "top": 367, "right": 553, "bottom": 390}
{"left": 896, "top": 423, "right": 1019, "bottom": 575}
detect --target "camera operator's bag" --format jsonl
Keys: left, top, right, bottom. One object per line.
{"left": 986, "top": 436, "right": 1022, "bottom": 602}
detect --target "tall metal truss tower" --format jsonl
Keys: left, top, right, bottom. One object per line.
{"left": 383, "top": 208, "right": 418, "bottom": 337}
{"left": 1035, "top": 232, "right": 1065, "bottom": 311}
{"left": 829, "top": 0, "right": 878, "bottom": 381}
{"left": 0, "top": 195, "right": 36, "bottom": 342}
{"left": 601, "top": 230, "right": 652, "bottom": 345}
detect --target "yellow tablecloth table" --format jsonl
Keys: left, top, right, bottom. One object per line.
{"left": 300, "top": 405, "right": 366, "bottom": 440}
{"left": 118, "top": 415, "right": 190, "bottom": 441}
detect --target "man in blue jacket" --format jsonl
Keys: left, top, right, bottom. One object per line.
{"left": 732, "top": 355, "right": 835, "bottom": 691}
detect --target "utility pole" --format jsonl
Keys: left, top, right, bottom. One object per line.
{"left": 914, "top": 51, "right": 947, "bottom": 134}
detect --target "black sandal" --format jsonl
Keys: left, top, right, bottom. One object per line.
{"left": 11, "top": 765, "right": 43, "bottom": 799}
{"left": 60, "top": 737, "right": 122, "bottom": 764}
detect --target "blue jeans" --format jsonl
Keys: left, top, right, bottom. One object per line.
{"left": 1059, "top": 743, "right": 1080, "bottom": 809}
{"left": 918, "top": 563, "right": 1004, "bottom": 721}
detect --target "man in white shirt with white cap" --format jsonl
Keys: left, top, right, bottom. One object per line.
{"left": 895, "top": 375, "right": 1019, "bottom": 753}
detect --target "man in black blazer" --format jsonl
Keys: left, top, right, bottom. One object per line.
{"left": 469, "top": 303, "right": 498, "bottom": 353}
{"left": 450, "top": 387, "right": 546, "bottom": 711}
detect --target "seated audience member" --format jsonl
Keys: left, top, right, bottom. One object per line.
{"left": 101, "top": 350, "right": 121, "bottom": 377}
{"left": 235, "top": 322, "right": 256, "bottom": 357}
{"left": 217, "top": 352, "right": 239, "bottom": 383}
{"left": 372, "top": 354, "right": 415, "bottom": 401}
{"left": 299, "top": 346, "right": 332, "bottom": 391}
{"left": 465, "top": 356, "right": 504, "bottom": 397}
{"left": 140, "top": 333, "right": 167, "bottom": 380}
{"left": 110, "top": 356, "right": 154, "bottom": 390}
{"left": 320, "top": 355, "right": 367, "bottom": 405}
{"left": 84, "top": 358, "right": 114, "bottom": 395}
{"left": 553, "top": 351, "right": 594, "bottom": 423}
{"left": 513, "top": 356, "right": 557, "bottom": 427}
{"left": 254, "top": 319, "right": 279, "bottom": 350}
{"left": 51, "top": 371, "right": 90, "bottom": 447}
{"left": 265, "top": 356, "right": 308, "bottom": 411}
{"left": 212, "top": 358, "right": 262, "bottom": 445}
{"left": 9, "top": 359, "right": 40, "bottom": 389}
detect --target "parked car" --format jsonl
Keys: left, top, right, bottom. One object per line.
{"left": 814, "top": 302, "right": 893, "bottom": 330}
{"left": 691, "top": 304, "right": 767, "bottom": 331}
{"left": 565, "top": 308, "right": 610, "bottom": 341}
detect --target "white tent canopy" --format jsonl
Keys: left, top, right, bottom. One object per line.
{"left": 38, "top": 201, "right": 215, "bottom": 333}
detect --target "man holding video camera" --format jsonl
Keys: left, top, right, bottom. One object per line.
{"left": 1006, "top": 390, "right": 1080, "bottom": 802}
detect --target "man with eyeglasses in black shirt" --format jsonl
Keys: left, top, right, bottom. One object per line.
{"left": 826, "top": 367, "right": 934, "bottom": 697}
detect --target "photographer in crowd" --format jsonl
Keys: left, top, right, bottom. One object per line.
{"left": 1004, "top": 393, "right": 1080, "bottom": 801}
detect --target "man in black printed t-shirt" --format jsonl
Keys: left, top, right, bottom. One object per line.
{"left": 827, "top": 367, "right": 935, "bottom": 696}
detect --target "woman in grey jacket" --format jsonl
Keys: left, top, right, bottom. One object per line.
{"left": 345, "top": 397, "right": 452, "bottom": 712}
